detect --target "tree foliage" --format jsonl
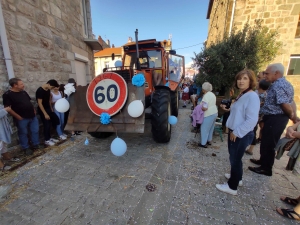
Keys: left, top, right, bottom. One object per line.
{"left": 192, "top": 20, "right": 282, "bottom": 95}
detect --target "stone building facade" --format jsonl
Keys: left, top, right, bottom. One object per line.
{"left": 0, "top": 0, "right": 101, "bottom": 146}
{"left": 206, "top": 0, "right": 300, "bottom": 173}
{"left": 206, "top": 0, "right": 300, "bottom": 111}
{"left": 0, "top": 0, "right": 101, "bottom": 100}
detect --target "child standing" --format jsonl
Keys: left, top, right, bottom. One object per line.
{"left": 256, "top": 80, "right": 271, "bottom": 142}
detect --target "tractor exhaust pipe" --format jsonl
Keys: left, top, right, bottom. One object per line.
{"left": 135, "top": 29, "right": 141, "bottom": 70}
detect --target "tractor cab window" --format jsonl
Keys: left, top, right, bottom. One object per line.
{"left": 169, "top": 55, "right": 183, "bottom": 82}
{"left": 124, "top": 50, "right": 162, "bottom": 69}
{"left": 147, "top": 50, "right": 162, "bottom": 68}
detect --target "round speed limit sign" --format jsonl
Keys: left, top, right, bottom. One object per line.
{"left": 87, "top": 72, "right": 128, "bottom": 116}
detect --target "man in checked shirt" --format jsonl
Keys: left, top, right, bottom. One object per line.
{"left": 249, "top": 63, "right": 297, "bottom": 176}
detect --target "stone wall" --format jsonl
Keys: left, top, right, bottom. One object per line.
{"left": 0, "top": 0, "right": 95, "bottom": 147}
{"left": 0, "top": 39, "right": 9, "bottom": 104}
{"left": 207, "top": 0, "right": 233, "bottom": 45}
{"left": 0, "top": 0, "right": 94, "bottom": 97}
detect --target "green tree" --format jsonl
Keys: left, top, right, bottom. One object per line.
{"left": 193, "top": 20, "right": 282, "bottom": 96}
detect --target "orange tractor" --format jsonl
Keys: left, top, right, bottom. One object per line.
{"left": 65, "top": 30, "right": 185, "bottom": 143}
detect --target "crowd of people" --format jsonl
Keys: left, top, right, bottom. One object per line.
{"left": 187, "top": 63, "right": 299, "bottom": 221}
{"left": 0, "top": 77, "right": 81, "bottom": 171}
{"left": 1, "top": 63, "right": 300, "bottom": 220}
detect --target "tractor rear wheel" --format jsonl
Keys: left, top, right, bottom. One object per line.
{"left": 170, "top": 89, "right": 179, "bottom": 117}
{"left": 88, "top": 132, "right": 113, "bottom": 138}
{"left": 151, "top": 88, "right": 171, "bottom": 143}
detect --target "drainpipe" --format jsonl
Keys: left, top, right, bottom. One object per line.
{"left": 229, "top": 0, "right": 236, "bottom": 35}
{"left": 0, "top": 2, "right": 15, "bottom": 79}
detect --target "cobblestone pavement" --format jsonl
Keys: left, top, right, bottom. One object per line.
{"left": 0, "top": 104, "right": 299, "bottom": 225}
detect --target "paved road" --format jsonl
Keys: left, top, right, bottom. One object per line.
{"left": 0, "top": 104, "right": 299, "bottom": 225}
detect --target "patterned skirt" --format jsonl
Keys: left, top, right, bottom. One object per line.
{"left": 182, "top": 93, "right": 190, "bottom": 101}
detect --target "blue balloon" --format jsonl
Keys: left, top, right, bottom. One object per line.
{"left": 111, "top": 137, "right": 127, "bottom": 156}
{"left": 168, "top": 116, "right": 178, "bottom": 125}
{"left": 84, "top": 137, "right": 89, "bottom": 145}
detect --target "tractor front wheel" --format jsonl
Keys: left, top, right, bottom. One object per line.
{"left": 151, "top": 88, "right": 171, "bottom": 143}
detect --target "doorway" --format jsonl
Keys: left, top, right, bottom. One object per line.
{"left": 75, "top": 60, "right": 87, "bottom": 86}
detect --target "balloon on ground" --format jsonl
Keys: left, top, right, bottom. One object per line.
{"left": 111, "top": 137, "right": 127, "bottom": 156}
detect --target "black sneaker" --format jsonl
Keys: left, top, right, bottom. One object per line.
{"left": 198, "top": 143, "right": 208, "bottom": 148}
{"left": 24, "top": 148, "right": 33, "bottom": 156}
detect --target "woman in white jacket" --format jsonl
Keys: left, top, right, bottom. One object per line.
{"left": 216, "top": 70, "right": 260, "bottom": 195}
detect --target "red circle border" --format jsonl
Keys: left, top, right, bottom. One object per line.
{"left": 86, "top": 72, "right": 128, "bottom": 116}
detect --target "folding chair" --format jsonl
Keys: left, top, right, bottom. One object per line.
{"left": 214, "top": 116, "right": 223, "bottom": 142}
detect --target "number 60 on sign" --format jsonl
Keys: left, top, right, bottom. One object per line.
{"left": 86, "top": 72, "right": 128, "bottom": 116}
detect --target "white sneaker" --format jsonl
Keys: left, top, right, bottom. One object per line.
{"left": 216, "top": 183, "right": 237, "bottom": 195}
{"left": 59, "top": 135, "right": 67, "bottom": 140}
{"left": 62, "top": 133, "right": 68, "bottom": 138}
{"left": 45, "top": 140, "right": 55, "bottom": 146}
{"left": 224, "top": 173, "right": 243, "bottom": 186}
{"left": 50, "top": 138, "right": 59, "bottom": 143}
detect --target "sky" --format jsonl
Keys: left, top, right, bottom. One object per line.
{"left": 90, "top": 0, "right": 210, "bottom": 65}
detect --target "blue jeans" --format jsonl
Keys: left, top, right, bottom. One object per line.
{"left": 16, "top": 117, "right": 39, "bottom": 149}
{"left": 227, "top": 131, "right": 254, "bottom": 190}
{"left": 200, "top": 113, "right": 217, "bottom": 145}
{"left": 54, "top": 109, "right": 64, "bottom": 136}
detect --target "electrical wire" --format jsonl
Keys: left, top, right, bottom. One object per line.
{"left": 174, "top": 42, "right": 204, "bottom": 50}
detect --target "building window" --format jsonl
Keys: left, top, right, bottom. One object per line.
{"left": 287, "top": 56, "right": 300, "bottom": 75}
{"left": 296, "top": 15, "right": 300, "bottom": 38}
{"left": 95, "top": 61, "right": 98, "bottom": 72}
{"left": 82, "top": 0, "right": 88, "bottom": 36}
{"left": 105, "top": 62, "right": 109, "bottom": 68}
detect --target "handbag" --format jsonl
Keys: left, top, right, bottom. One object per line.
{"left": 283, "top": 138, "right": 298, "bottom": 152}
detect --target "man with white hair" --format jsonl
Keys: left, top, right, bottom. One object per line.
{"left": 249, "top": 63, "right": 295, "bottom": 176}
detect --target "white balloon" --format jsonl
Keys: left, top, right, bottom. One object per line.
{"left": 111, "top": 137, "right": 127, "bottom": 156}
{"left": 55, "top": 98, "right": 70, "bottom": 113}
{"left": 127, "top": 100, "right": 144, "bottom": 118}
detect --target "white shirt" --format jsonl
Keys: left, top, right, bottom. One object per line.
{"left": 201, "top": 91, "right": 218, "bottom": 117}
{"left": 51, "top": 92, "right": 62, "bottom": 103}
{"left": 183, "top": 87, "right": 189, "bottom": 93}
{"left": 226, "top": 91, "right": 260, "bottom": 138}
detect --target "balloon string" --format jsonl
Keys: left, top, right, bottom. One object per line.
{"left": 111, "top": 123, "right": 118, "bottom": 137}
